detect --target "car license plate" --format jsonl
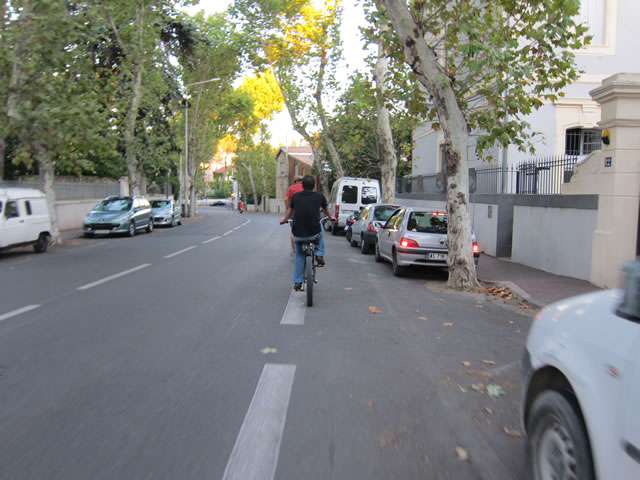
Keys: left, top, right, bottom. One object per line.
{"left": 95, "top": 229, "right": 110, "bottom": 234}
{"left": 427, "top": 252, "right": 447, "bottom": 261}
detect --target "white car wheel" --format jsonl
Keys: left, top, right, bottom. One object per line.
{"left": 527, "top": 391, "right": 594, "bottom": 480}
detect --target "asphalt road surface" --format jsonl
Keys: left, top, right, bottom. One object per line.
{"left": 0, "top": 207, "right": 533, "bottom": 479}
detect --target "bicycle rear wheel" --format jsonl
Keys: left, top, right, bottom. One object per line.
{"left": 305, "top": 254, "right": 314, "bottom": 306}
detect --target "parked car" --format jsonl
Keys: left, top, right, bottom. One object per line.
{"left": 327, "top": 177, "right": 381, "bottom": 235}
{"left": 151, "top": 198, "right": 181, "bottom": 227}
{"left": 83, "top": 195, "right": 153, "bottom": 237}
{"left": 0, "top": 187, "right": 52, "bottom": 253}
{"left": 349, "top": 203, "right": 402, "bottom": 254}
{"left": 343, "top": 212, "right": 358, "bottom": 243}
{"left": 374, "top": 207, "right": 479, "bottom": 276}
{"left": 521, "top": 260, "right": 640, "bottom": 480}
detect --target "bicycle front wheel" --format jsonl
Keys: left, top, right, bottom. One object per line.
{"left": 305, "top": 254, "right": 314, "bottom": 307}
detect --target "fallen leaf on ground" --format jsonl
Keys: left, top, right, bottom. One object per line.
{"left": 368, "top": 400, "right": 374, "bottom": 408}
{"left": 462, "top": 361, "right": 471, "bottom": 367}
{"left": 475, "top": 304, "right": 485, "bottom": 309}
{"left": 369, "top": 306, "right": 379, "bottom": 313}
{"left": 485, "top": 286, "right": 514, "bottom": 299}
{"left": 484, "top": 407, "right": 493, "bottom": 415}
{"left": 471, "top": 384, "right": 485, "bottom": 392}
{"left": 419, "top": 316, "right": 429, "bottom": 321}
{"left": 487, "top": 384, "right": 505, "bottom": 397}
{"left": 443, "top": 322, "right": 454, "bottom": 327}
{"left": 466, "top": 369, "right": 493, "bottom": 378}
{"left": 379, "top": 428, "right": 408, "bottom": 449}
{"left": 344, "top": 287, "right": 353, "bottom": 291}
{"left": 482, "top": 360, "right": 496, "bottom": 365}
{"left": 503, "top": 427, "right": 522, "bottom": 438}
{"left": 455, "top": 446, "right": 469, "bottom": 461}
{"left": 260, "top": 347, "right": 278, "bottom": 354}
{"left": 458, "top": 386, "right": 467, "bottom": 393}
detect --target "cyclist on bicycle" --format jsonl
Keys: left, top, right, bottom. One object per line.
{"left": 280, "top": 175, "right": 335, "bottom": 292}
{"left": 285, "top": 176, "right": 304, "bottom": 257}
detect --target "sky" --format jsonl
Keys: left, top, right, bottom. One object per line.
{"left": 182, "top": 0, "right": 370, "bottom": 147}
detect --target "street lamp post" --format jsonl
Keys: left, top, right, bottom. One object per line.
{"left": 183, "top": 77, "right": 220, "bottom": 217}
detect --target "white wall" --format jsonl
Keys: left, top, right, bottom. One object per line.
{"left": 512, "top": 206, "right": 598, "bottom": 280}
{"left": 470, "top": 203, "right": 499, "bottom": 256}
{"left": 56, "top": 199, "right": 100, "bottom": 231}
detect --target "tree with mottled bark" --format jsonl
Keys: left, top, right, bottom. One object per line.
{"left": 231, "top": 0, "right": 345, "bottom": 197}
{"left": 373, "top": 37, "right": 398, "bottom": 203}
{"left": 380, "top": 0, "right": 589, "bottom": 290}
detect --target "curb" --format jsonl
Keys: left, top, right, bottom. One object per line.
{"left": 478, "top": 278, "right": 545, "bottom": 309}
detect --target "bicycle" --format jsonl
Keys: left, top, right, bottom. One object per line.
{"left": 281, "top": 217, "right": 327, "bottom": 307}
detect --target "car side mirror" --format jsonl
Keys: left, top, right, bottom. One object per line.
{"left": 617, "top": 259, "right": 640, "bottom": 321}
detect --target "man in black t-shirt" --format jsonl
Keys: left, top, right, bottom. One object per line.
{"left": 279, "top": 175, "right": 335, "bottom": 291}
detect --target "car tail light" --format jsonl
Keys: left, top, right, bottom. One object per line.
{"left": 335, "top": 205, "right": 339, "bottom": 219}
{"left": 366, "top": 221, "right": 377, "bottom": 233}
{"left": 400, "top": 237, "right": 419, "bottom": 248}
{"left": 472, "top": 241, "right": 479, "bottom": 253}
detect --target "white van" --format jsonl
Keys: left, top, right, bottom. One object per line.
{"left": 327, "top": 177, "right": 381, "bottom": 235}
{"left": 0, "top": 188, "right": 52, "bottom": 253}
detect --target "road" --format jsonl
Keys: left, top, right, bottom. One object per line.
{"left": 0, "top": 207, "right": 531, "bottom": 479}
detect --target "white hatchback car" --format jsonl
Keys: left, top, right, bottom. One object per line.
{"left": 374, "top": 207, "right": 479, "bottom": 276}
{"left": 521, "top": 261, "right": 640, "bottom": 480}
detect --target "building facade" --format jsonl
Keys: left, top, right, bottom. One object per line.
{"left": 275, "top": 145, "right": 315, "bottom": 205}
{"left": 412, "top": 0, "right": 640, "bottom": 177}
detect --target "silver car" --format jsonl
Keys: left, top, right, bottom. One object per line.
{"left": 151, "top": 198, "right": 182, "bottom": 227}
{"left": 374, "top": 207, "right": 480, "bottom": 276}
{"left": 83, "top": 195, "right": 154, "bottom": 237}
{"left": 349, "top": 203, "right": 402, "bottom": 254}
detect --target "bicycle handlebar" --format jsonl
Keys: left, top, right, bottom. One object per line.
{"left": 280, "top": 216, "right": 329, "bottom": 225}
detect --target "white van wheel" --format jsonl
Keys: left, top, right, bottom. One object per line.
{"left": 33, "top": 233, "right": 49, "bottom": 253}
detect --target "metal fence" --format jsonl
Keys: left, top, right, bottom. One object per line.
{"left": 397, "top": 155, "right": 579, "bottom": 195}
{"left": 0, "top": 180, "right": 120, "bottom": 200}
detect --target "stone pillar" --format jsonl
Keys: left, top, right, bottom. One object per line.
{"left": 567, "top": 73, "right": 640, "bottom": 288}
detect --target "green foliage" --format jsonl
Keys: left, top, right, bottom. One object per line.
{"left": 0, "top": 0, "right": 210, "bottom": 185}
{"left": 234, "top": 138, "right": 277, "bottom": 202}
{"left": 329, "top": 72, "right": 414, "bottom": 182}
{"left": 378, "top": 0, "right": 590, "bottom": 157}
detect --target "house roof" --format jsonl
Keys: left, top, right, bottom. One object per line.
{"left": 279, "top": 145, "right": 314, "bottom": 167}
{"left": 213, "top": 165, "right": 233, "bottom": 175}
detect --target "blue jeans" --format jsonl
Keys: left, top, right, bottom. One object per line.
{"left": 292, "top": 232, "right": 325, "bottom": 284}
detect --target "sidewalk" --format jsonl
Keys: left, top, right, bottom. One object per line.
{"left": 476, "top": 254, "right": 601, "bottom": 308}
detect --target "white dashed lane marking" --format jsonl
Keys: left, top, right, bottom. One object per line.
{"left": 163, "top": 246, "right": 197, "bottom": 258}
{"left": 202, "top": 236, "right": 221, "bottom": 244}
{"left": 77, "top": 264, "right": 151, "bottom": 291}
{"left": 281, "top": 290, "right": 306, "bottom": 325}
{"left": 0, "top": 305, "right": 41, "bottom": 323}
{"left": 222, "top": 363, "right": 296, "bottom": 480}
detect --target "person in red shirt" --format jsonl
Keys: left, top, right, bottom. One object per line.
{"left": 284, "top": 176, "right": 304, "bottom": 256}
